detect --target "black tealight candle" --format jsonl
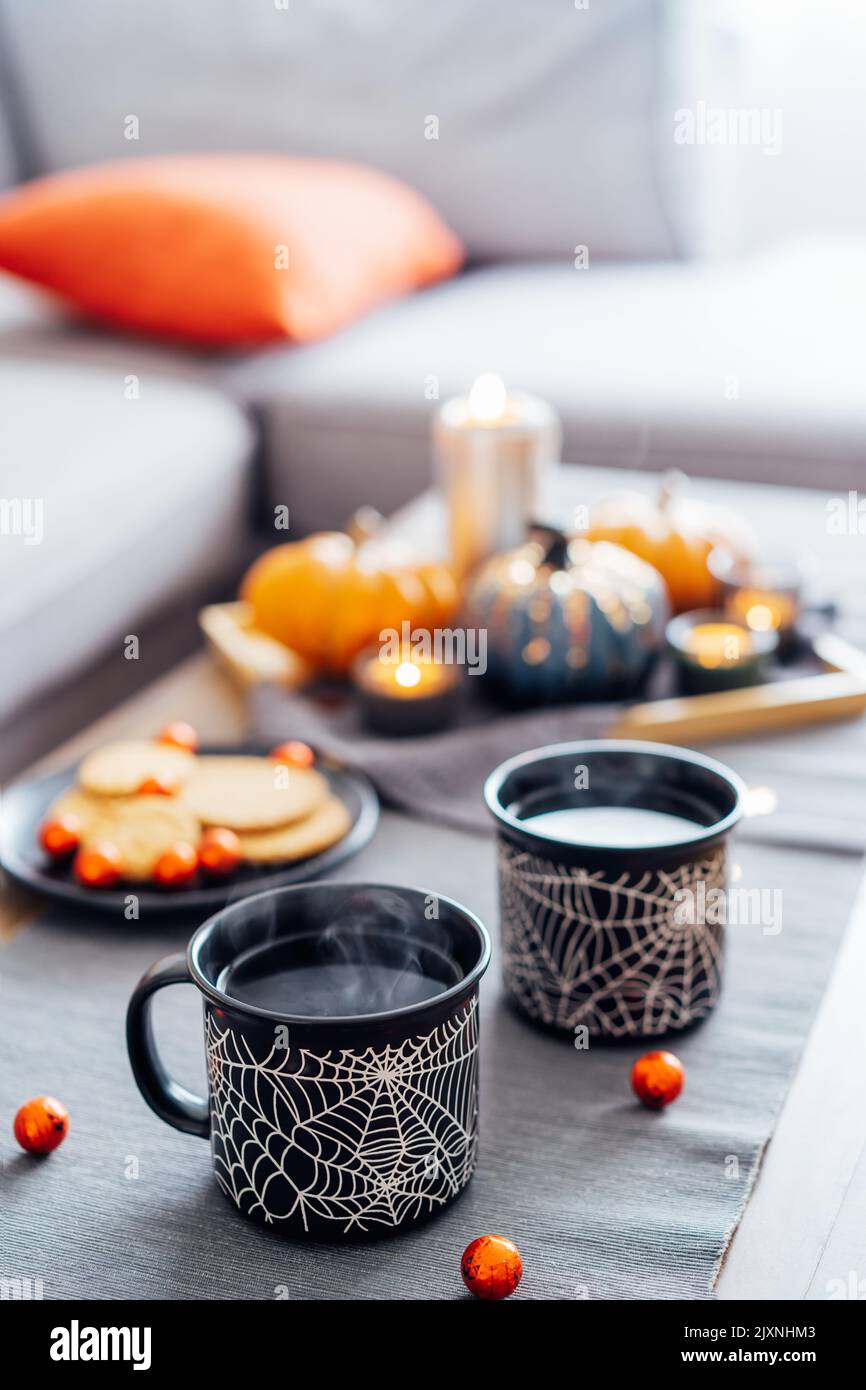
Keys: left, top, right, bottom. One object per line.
{"left": 709, "top": 546, "right": 802, "bottom": 654}
{"left": 666, "top": 609, "right": 778, "bottom": 695}
{"left": 351, "top": 646, "right": 461, "bottom": 735}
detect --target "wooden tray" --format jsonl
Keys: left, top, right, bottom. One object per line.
{"left": 610, "top": 633, "right": 866, "bottom": 743}
{"left": 199, "top": 601, "right": 312, "bottom": 690}
{"left": 200, "top": 604, "right": 866, "bottom": 745}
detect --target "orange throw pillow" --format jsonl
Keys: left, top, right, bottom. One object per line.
{"left": 0, "top": 155, "right": 464, "bottom": 346}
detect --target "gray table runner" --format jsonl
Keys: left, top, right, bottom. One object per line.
{"left": 2, "top": 813, "right": 862, "bottom": 1300}
{"left": 252, "top": 681, "right": 866, "bottom": 854}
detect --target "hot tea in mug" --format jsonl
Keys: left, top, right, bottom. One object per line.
{"left": 127, "top": 882, "right": 490, "bottom": 1237}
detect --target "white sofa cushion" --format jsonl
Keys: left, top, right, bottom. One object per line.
{"left": 0, "top": 0, "right": 699, "bottom": 261}
{"left": 0, "top": 358, "right": 254, "bottom": 722}
{"left": 227, "top": 237, "right": 866, "bottom": 533}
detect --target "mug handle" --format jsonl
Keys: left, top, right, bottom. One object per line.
{"left": 126, "top": 952, "right": 210, "bottom": 1138}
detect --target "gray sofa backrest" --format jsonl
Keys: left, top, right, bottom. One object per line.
{"left": 0, "top": 0, "right": 706, "bottom": 260}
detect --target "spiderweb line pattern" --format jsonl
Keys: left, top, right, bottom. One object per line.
{"left": 498, "top": 841, "right": 726, "bottom": 1036}
{"left": 206, "top": 998, "right": 479, "bottom": 1232}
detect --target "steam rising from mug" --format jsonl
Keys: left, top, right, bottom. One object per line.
{"left": 218, "top": 888, "right": 461, "bottom": 1017}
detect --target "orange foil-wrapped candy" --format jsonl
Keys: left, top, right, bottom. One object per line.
{"left": 39, "top": 813, "right": 81, "bottom": 857}
{"left": 153, "top": 841, "right": 199, "bottom": 886}
{"left": 156, "top": 721, "right": 199, "bottom": 753}
{"left": 269, "top": 740, "right": 315, "bottom": 769}
{"left": 136, "top": 775, "right": 177, "bottom": 796}
{"left": 74, "top": 841, "right": 123, "bottom": 887}
{"left": 199, "top": 827, "right": 242, "bottom": 876}
{"left": 461, "top": 1235, "right": 523, "bottom": 1300}
{"left": 631, "top": 1050, "right": 685, "bottom": 1109}
{"left": 14, "top": 1095, "right": 69, "bottom": 1154}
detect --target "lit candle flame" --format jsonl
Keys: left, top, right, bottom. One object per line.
{"left": 745, "top": 602, "right": 776, "bottom": 632}
{"left": 467, "top": 372, "right": 508, "bottom": 424}
{"left": 394, "top": 661, "right": 422, "bottom": 689}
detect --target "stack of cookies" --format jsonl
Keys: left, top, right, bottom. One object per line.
{"left": 42, "top": 736, "right": 351, "bottom": 887}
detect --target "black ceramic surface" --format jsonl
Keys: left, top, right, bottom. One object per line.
{"left": 126, "top": 882, "right": 491, "bottom": 1237}
{"left": 0, "top": 745, "right": 379, "bottom": 916}
{"left": 484, "top": 740, "right": 745, "bottom": 1039}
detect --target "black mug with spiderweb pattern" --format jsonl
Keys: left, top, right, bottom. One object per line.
{"left": 126, "top": 882, "right": 490, "bottom": 1238}
{"left": 484, "top": 741, "right": 745, "bottom": 1040}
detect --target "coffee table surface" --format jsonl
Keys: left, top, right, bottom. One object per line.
{"left": 3, "top": 462, "right": 865, "bottom": 1301}
{"left": 387, "top": 466, "right": 866, "bottom": 1300}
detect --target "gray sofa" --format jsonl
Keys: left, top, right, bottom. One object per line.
{"left": 0, "top": 0, "right": 864, "bottom": 776}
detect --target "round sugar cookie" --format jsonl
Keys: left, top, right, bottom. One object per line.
{"left": 78, "top": 795, "right": 201, "bottom": 880}
{"left": 79, "top": 740, "right": 195, "bottom": 797}
{"left": 183, "top": 756, "right": 327, "bottom": 831}
{"left": 237, "top": 796, "right": 352, "bottom": 863}
{"left": 48, "top": 786, "right": 107, "bottom": 832}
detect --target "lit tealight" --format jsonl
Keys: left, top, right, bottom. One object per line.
{"left": 353, "top": 646, "right": 460, "bottom": 735}
{"left": 722, "top": 576, "right": 800, "bottom": 636}
{"left": 360, "top": 652, "right": 452, "bottom": 699}
{"left": 684, "top": 622, "right": 753, "bottom": 670}
{"left": 467, "top": 372, "right": 508, "bottom": 425}
{"left": 744, "top": 602, "right": 776, "bottom": 633}
{"left": 394, "top": 661, "right": 422, "bottom": 690}
{"left": 666, "top": 608, "right": 778, "bottom": 694}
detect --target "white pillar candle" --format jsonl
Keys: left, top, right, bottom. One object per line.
{"left": 432, "top": 374, "right": 561, "bottom": 579}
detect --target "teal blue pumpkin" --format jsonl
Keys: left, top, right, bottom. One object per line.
{"left": 466, "top": 528, "right": 668, "bottom": 703}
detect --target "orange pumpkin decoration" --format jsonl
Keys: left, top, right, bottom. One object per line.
{"left": 585, "top": 472, "right": 753, "bottom": 614}
{"left": 241, "top": 510, "right": 460, "bottom": 674}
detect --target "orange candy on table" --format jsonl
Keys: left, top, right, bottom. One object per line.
{"left": 73, "top": 841, "right": 123, "bottom": 887}
{"left": 14, "top": 1095, "right": 69, "bottom": 1154}
{"left": 631, "top": 1050, "right": 685, "bottom": 1109}
{"left": 153, "top": 841, "right": 199, "bottom": 886}
{"left": 460, "top": 1234, "right": 523, "bottom": 1300}
{"left": 155, "top": 721, "right": 199, "bottom": 753}
{"left": 269, "top": 740, "right": 315, "bottom": 769}
{"left": 39, "top": 812, "right": 82, "bottom": 857}
{"left": 199, "top": 827, "right": 242, "bottom": 876}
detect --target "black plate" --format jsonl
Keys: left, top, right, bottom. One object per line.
{"left": 0, "top": 745, "right": 379, "bottom": 917}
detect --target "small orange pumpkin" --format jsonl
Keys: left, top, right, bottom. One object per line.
{"left": 241, "top": 509, "right": 460, "bottom": 673}
{"left": 585, "top": 472, "right": 753, "bottom": 613}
